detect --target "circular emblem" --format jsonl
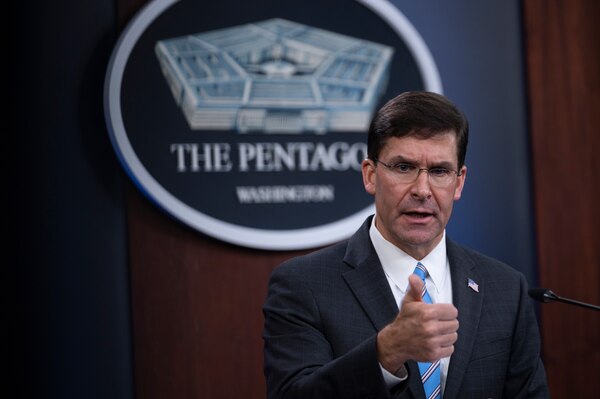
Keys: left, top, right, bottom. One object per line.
{"left": 104, "top": 0, "right": 441, "bottom": 250}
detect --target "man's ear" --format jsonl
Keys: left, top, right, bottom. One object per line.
{"left": 454, "top": 165, "right": 467, "bottom": 200}
{"left": 362, "top": 159, "right": 376, "bottom": 195}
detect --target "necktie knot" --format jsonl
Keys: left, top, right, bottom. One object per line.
{"left": 414, "top": 262, "right": 428, "bottom": 281}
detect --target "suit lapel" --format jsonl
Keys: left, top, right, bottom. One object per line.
{"left": 342, "top": 219, "right": 425, "bottom": 399}
{"left": 442, "top": 240, "right": 484, "bottom": 399}
{"left": 341, "top": 220, "right": 399, "bottom": 331}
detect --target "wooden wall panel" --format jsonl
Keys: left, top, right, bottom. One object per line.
{"left": 523, "top": 1, "right": 600, "bottom": 397}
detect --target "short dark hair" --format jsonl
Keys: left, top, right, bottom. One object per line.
{"left": 367, "top": 91, "right": 469, "bottom": 168}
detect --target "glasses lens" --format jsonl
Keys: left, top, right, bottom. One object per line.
{"left": 429, "top": 173, "right": 453, "bottom": 187}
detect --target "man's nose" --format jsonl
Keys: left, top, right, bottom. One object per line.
{"left": 411, "top": 169, "right": 432, "bottom": 199}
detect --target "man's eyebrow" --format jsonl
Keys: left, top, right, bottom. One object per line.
{"left": 385, "top": 155, "right": 416, "bottom": 164}
{"left": 429, "top": 161, "right": 456, "bottom": 169}
{"left": 386, "top": 155, "right": 456, "bottom": 169}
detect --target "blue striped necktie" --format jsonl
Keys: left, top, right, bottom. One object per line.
{"left": 413, "top": 262, "right": 442, "bottom": 399}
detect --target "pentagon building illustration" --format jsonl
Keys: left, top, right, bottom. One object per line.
{"left": 155, "top": 18, "right": 394, "bottom": 134}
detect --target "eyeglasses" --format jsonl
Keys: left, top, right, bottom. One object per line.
{"left": 372, "top": 158, "right": 462, "bottom": 187}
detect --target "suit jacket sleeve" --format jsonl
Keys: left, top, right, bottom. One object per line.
{"left": 263, "top": 258, "right": 398, "bottom": 399}
{"left": 503, "top": 272, "right": 548, "bottom": 398}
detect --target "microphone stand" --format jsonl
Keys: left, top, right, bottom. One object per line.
{"left": 529, "top": 288, "right": 600, "bottom": 311}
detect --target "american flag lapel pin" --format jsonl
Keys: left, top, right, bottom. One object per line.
{"left": 468, "top": 278, "right": 479, "bottom": 293}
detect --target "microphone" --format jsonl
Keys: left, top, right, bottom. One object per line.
{"left": 529, "top": 288, "right": 600, "bottom": 311}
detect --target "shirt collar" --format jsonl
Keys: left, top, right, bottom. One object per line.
{"left": 369, "top": 216, "right": 448, "bottom": 295}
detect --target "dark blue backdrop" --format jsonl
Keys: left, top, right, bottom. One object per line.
{"left": 12, "top": 1, "right": 535, "bottom": 398}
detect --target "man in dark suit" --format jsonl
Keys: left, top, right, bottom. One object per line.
{"left": 262, "top": 92, "right": 548, "bottom": 398}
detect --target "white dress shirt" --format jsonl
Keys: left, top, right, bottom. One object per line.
{"left": 369, "top": 217, "right": 453, "bottom": 394}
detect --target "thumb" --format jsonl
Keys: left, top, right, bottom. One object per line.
{"left": 403, "top": 274, "right": 424, "bottom": 304}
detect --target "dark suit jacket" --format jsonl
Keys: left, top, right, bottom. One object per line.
{"left": 263, "top": 216, "right": 548, "bottom": 399}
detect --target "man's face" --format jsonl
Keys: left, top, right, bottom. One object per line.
{"left": 362, "top": 133, "right": 467, "bottom": 260}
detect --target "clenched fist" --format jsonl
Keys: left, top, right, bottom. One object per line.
{"left": 377, "top": 273, "right": 459, "bottom": 375}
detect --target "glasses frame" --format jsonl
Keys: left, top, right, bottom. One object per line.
{"left": 372, "top": 157, "right": 462, "bottom": 187}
